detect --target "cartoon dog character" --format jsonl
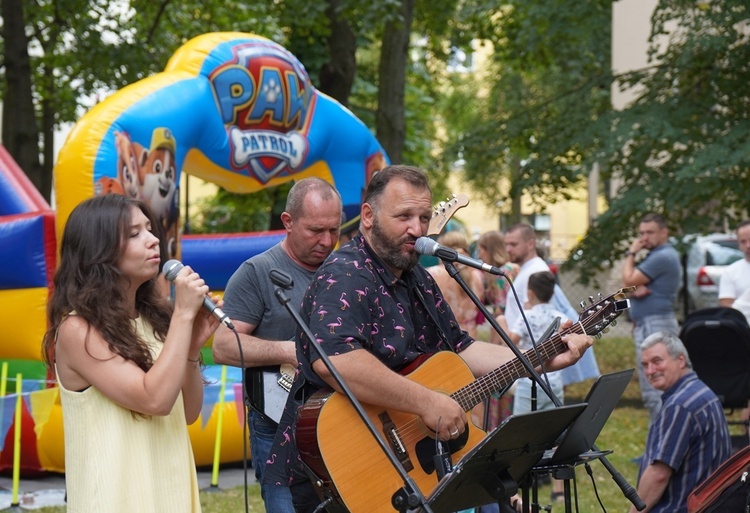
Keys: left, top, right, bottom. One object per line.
{"left": 113, "top": 131, "right": 143, "bottom": 199}
{"left": 139, "top": 127, "right": 179, "bottom": 258}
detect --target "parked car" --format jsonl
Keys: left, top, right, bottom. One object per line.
{"left": 675, "top": 233, "right": 743, "bottom": 323}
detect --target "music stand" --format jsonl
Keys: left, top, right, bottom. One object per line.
{"left": 424, "top": 404, "right": 586, "bottom": 513}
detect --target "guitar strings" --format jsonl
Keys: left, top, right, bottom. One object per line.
{"left": 383, "top": 301, "right": 612, "bottom": 449}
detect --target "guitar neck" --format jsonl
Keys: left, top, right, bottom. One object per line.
{"left": 449, "top": 286, "right": 632, "bottom": 412}
{"left": 450, "top": 322, "right": 581, "bottom": 412}
{"left": 451, "top": 314, "right": 601, "bottom": 411}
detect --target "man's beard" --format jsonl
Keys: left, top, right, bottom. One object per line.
{"left": 371, "top": 217, "right": 420, "bottom": 271}
{"left": 509, "top": 250, "right": 525, "bottom": 265}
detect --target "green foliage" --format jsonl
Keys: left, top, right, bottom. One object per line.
{"left": 188, "top": 183, "right": 292, "bottom": 234}
{"left": 440, "top": 0, "right": 613, "bottom": 218}
{"left": 566, "top": 0, "right": 750, "bottom": 281}
{"left": 15, "top": 1, "right": 280, "bottom": 126}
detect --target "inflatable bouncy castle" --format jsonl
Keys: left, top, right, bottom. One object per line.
{"left": 0, "top": 32, "right": 387, "bottom": 473}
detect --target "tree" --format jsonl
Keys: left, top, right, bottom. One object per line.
{"left": 440, "top": 0, "right": 613, "bottom": 228}
{"left": 567, "top": 0, "right": 750, "bottom": 281}
{"left": 1, "top": 0, "right": 44, "bottom": 198}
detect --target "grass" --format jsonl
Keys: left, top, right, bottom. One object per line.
{"left": 36, "top": 333, "right": 740, "bottom": 512}
{"left": 548, "top": 335, "right": 647, "bottom": 512}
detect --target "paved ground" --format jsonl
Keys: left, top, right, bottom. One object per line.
{"left": 0, "top": 465, "right": 257, "bottom": 510}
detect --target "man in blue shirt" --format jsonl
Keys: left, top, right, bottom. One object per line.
{"left": 622, "top": 213, "right": 681, "bottom": 425}
{"left": 631, "top": 332, "right": 731, "bottom": 513}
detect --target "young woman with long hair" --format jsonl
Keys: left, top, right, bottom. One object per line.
{"left": 42, "top": 194, "right": 220, "bottom": 512}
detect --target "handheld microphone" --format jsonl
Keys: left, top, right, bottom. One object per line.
{"left": 414, "top": 237, "right": 505, "bottom": 276}
{"left": 162, "top": 260, "right": 235, "bottom": 329}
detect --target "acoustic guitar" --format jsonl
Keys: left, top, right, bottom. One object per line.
{"left": 296, "top": 284, "right": 634, "bottom": 512}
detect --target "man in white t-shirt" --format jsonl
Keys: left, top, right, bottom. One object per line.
{"left": 503, "top": 224, "right": 552, "bottom": 331}
{"left": 503, "top": 223, "right": 599, "bottom": 385}
{"left": 719, "top": 220, "right": 750, "bottom": 308}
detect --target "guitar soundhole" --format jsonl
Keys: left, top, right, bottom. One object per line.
{"left": 414, "top": 429, "right": 469, "bottom": 474}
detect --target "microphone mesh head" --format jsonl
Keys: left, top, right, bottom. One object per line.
{"left": 414, "top": 237, "right": 438, "bottom": 256}
{"left": 162, "top": 260, "right": 183, "bottom": 282}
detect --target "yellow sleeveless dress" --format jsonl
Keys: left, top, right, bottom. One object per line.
{"left": 58, "top": 316, "right": 201, "bottom": 512}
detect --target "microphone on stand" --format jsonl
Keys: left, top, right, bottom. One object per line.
{"left": 162, "top": 259, "right": 235, "bottom": 329}
{"left": 415, "top": 237, "right": 506, "bottom": 276}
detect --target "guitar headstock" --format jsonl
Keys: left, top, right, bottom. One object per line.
{"left": 427, "top": 194, "right": 469, "bottom": 236}
{"left": 576, "top": 286, "right": 635, "bottom": 339}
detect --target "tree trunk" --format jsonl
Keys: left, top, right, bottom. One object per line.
{"left": 41, "top": 96, "right": 55, "bottom": 201}
{"left": 376, "top": 0, "right": 415, "bottom": 165}
{"left": 318, "top": 0, "right": 356, "bottom": 107}
{"left": 510, "top": 156, "right": 522, "bottom": 224}
{"left": 1, "top": 0, "right": 46, "bottom": 201}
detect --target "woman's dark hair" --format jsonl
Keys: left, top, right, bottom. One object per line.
{"left": 42, "top": 194, "right": 172, "bottom": 371}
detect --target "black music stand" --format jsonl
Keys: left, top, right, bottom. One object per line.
{"left": 424, "top": 404, "right": 586, "bottom": 513}
{"left": 527, "top": 450, "right": 612, "bottom": 513}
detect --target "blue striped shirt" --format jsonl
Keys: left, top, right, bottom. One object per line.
{"left": 640, "top": 372, "right": 731, "bottom": 512}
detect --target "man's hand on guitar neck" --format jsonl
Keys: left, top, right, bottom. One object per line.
{"left": 544, "top": 319, "right": 593, "bottom": 372}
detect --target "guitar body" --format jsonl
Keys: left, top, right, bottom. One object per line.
{"left": 297, "top": 351, "right": 487, "bottom": 513}
{"left": 249, "top": 364, "right": 295, "bottom": 423}
{"left": 295, "top": 286, "right": 635, "bottom": 511}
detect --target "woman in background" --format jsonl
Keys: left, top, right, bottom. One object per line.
{"left": 475, "top": 230, "right": 520, "bottom": 431}
{"left": 426, "top": 231, "right": 485, "bottom": 337}
{"left": 42, "top": 194, "right": 220, "bottom": 513}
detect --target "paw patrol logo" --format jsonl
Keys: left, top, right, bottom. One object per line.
{"left": 210, "top": 42, "right": 313, "bottom": 183}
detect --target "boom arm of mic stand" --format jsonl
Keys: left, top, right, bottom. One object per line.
{"left": 593, "top": 454, "right": 646, "bottom": 511}
{"left": 441, "top": 262, "right": 646, "bottom": 511}
{"left": 441, "top": 260, "right": 560, "bottom": 406}
{"left": 272, "top": 286, "right": 434, "bottom": 513}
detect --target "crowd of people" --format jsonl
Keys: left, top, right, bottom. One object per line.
{"left": 42, "top": 167, "right": 749, "bottom": 513}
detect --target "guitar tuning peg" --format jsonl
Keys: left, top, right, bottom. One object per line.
{"left": 610, "top": 320, "right": 617, "bottom": 327}
{"left": 579, "top": 301, "right": 586, "bottom": 309}
{"left": 602, "top": 327, "right": 610, "bottom": 334}
{"left": 595, "top": 333, "right": 603, "bottom": 340}
{"left": 598, "top": 292, "right": 603, "bottom": 299}
{"left": 588, "top": 295, "right": 595, "bottom": 304}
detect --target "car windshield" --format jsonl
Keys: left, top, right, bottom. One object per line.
{"left": 705, "top": 241, "right": 742, "bottom": 266}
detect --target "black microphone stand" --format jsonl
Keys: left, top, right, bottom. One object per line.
{"left": 270, "top": 269, "right": 434, "bottom": 513}
{"left": 439, "top": 259, "right": 646, "bottom": 512}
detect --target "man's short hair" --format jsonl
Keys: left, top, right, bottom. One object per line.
{"left": 363, "top": 165, "right": 430, "bottom": 209}
{"left": 640, "top": 213, "right": 667, "bottom": 229}
{"left": 285, "top": 178, "right": 341, "bottom": 218}
{"left": 736, "top": 219, "right": 750, "bottom": 232}
{"left": 641, "top": 331, "right": 693, "bottom": 369}
{"left": 528, "top": 271, "right": 556, "bottom": 303}
{"left": 507, "top": 223, "right": 535, "bottom": 241}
